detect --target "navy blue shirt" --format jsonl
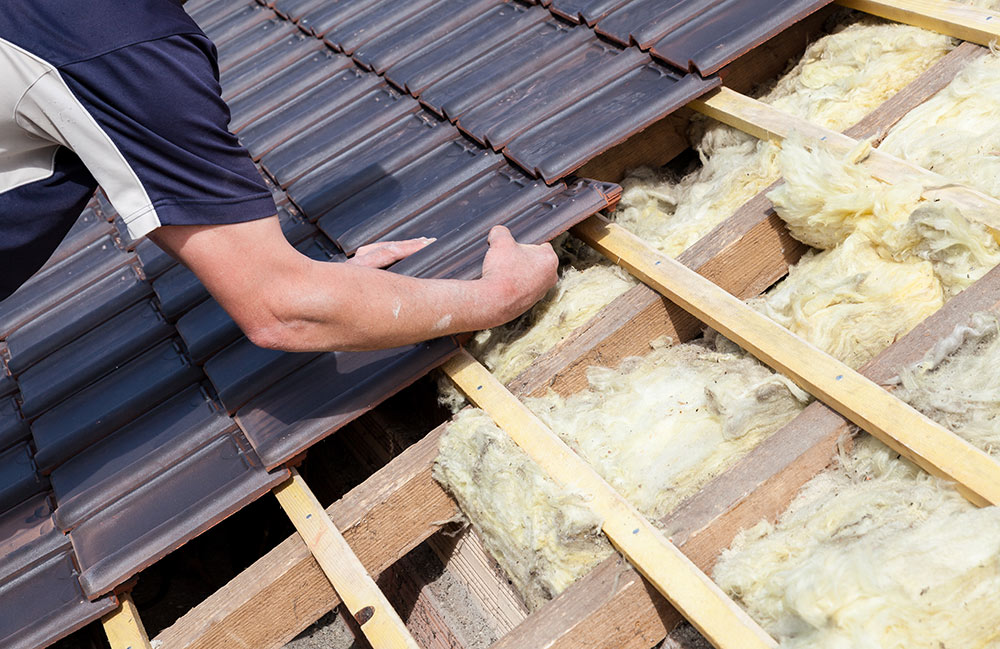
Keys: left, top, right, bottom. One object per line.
{"left": 0, "top": 0, "right": 275, "bottom": 301}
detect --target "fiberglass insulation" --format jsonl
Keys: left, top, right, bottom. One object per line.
{"left": 757, "top": 54, "right": 1000, "bottom": 367}
{"left": 435, "top": 337, "right": 809, "bottom": 609}
{"left": 756, "top": 133, "right": 1000, "bottom": 368}
{"left": 714, "top": 312, "right": 1000, "bottom": 648}
{"left": 612, "top": 19, "right": 956, "bottom": 257}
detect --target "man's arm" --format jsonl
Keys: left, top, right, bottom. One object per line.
{"left": 148, "top": 215, "right": 558, "bottom": 352}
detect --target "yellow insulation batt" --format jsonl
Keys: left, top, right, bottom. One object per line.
{"left": 435, "top": 338, "right": 809, "bottom": 609}
{"left": 468, "top": 263, "right": 635, "bottom": 387}
{"left": 759, "top": 129, "right": 1000, "bottom": 369}
{"left": 879, "top": 51, "right": 1000, "bottom": 199}
{"left": 613, "top": 19, "right": 955, "bottom": 257}
{"left": 714, "top": 312, "right": 1000, "bottom": 649}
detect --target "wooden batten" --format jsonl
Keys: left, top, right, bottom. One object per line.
{"left": 153, "top": 23, "right": 991, "bottom": 649}
{"left": 273, "top": 469, "right": 421, "bottom": 649}
{"left": 102, "top": 592, "right": 152, "bottom": 649}
{"left": 839, "top": 0, "right": 1000, "bottom": 45}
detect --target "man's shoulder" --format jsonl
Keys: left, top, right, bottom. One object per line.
{"left": 0, "top": 0, "right": 201, "bottom": 67}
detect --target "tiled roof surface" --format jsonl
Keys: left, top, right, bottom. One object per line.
{"left": 0, "top": 0, "right": 832, "bottom": 646}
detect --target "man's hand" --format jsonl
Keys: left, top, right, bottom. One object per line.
{"left": 347, "top": 237, "right": 435, "bottom": 268}
{"left": 479, "top": 226, "right": 559, "bottom": 324}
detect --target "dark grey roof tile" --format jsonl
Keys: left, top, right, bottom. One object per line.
{"left": 0, "top": 495, "right": 117, "bottom": 649}
{"left": 352, "top": 0, "right": 501, "bottom": 74}
{"left": 504, "top": 63, "right": 718, "bottom": 181}
{"left": 236, "top": 338, "right": 458, "bottom": 469}
{"left": 285, "top": 110, "right": 454, "bottom": 219}
{"left": 50, "top": 386, "right": 234, "bottom": 532}
{"left": 317, "top": 0, "right": 440, "bottom": 55}
{"left": 317, "top": 138, "right": 505, "bottom": 247}
{"left": 17, "top": 301, "right": 174, "bottom": 419}
{"left": 240, "top": 66, "right": 382, "bottom": 161}
{"left": 0, "top": 236, "right": 132, "bottom": 339}
{"left": 456, "top": 43, "right": 648, "bottom": 149}
{"left": 418, "top": 19, "right": 592, "bottom": 121}
{"left": 221, "top": 33, "right": 321, "bottom": 102}
{"left": 383, "top": 2, "right": 547, "bottom": 96}
{"left": 69, "top": 431, "right": 288, "bottom": 597}
{"left": 228, "top": 49, "right": 353, "bottom": 132}
{"left": 336, "top": 165, "right": 559, "bottom": 255}
{"left": 31, "top": 340, "right": 202, "bottom": 473}
{"left": 153, "top": 264, "right": 209, "bottom": 321}
{"left": 262, "top": 86, "right": 421, "bottom": 187}
{"left": 0, "top": 444, "right": 45, "bottom": 515}
{"left": 0, "top": 398, "right": 28, "bottom": 454}
{"left": 647, "top": 0, "right": 832, "bottom": 75}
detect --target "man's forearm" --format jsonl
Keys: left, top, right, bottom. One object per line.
{"left": 252, "top": 259, "right": 527, "bottom": 352}
{"left": 149, "top": 217, "right": 557, "bottom": 353}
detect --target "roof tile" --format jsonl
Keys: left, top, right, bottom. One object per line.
{"left": 69, "top": 430, "right": 287, "bottom": 597}
{"left": 17, "top": 301, "right": 173, "bottom": 419}
{"left": 31, "top": 340, "right": 202, "bottom": 473}
{"left": 237, "top": 338, "right": 458, "bottom": 469}
{"left": 0, "top": 495, "right": 116, "bottom": 649}
{"left": 504, "top": 62, "right": 718, "bottom": 181}
{"left": 383, "top": 2, "right": 547, "bottom": 96}
{"left": 285, "top": 110, "right": 455, "bottom": 219}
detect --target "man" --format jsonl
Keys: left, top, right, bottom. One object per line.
{"left": 0, "top": 0, "right": 558, "bottom": 351}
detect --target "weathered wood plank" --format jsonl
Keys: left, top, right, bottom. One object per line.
{"left": 347, "top": 411, "right": 529, "bottom": 638}
{"left": 274, "top": 470, "right": 420, "bottom": 649}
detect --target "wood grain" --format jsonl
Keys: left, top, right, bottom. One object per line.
{"left": 839, "top": 0, "right": 1000, "bottom": 45}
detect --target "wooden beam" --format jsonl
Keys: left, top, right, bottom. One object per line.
{"left": 839, "top": 0, "right": 1000, "bottom": 46}
{"left": 575, "top": 215, "right": 1000, "bottom": 507}
{"left": 442, "top": 350, "right": 778, "bottom": 649}
{"left": 689, "top": 86, "right": 1000, "bottom": 232}
{"left": 274, "top": 469, "right": 421, "bottom": 649}
{"left": 102, "top": 592, "right": 152, "bottom": 649}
